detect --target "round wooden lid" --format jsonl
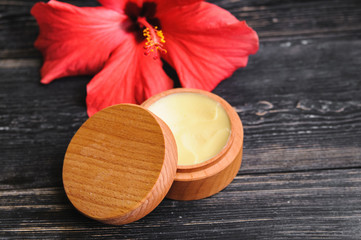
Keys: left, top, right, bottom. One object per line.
{"left": 62, "top": 104, "right": 177, "bottom": 225}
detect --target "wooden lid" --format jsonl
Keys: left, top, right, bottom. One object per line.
{"left": 62, "top": 104, "right": 178, "bottom": 225}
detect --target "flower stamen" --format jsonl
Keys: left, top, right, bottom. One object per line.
{"left": 138, "top": 17, "right": 167, "bottom": 60}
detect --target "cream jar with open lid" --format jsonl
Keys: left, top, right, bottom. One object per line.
{"left": 62, "top": 88, "right": 243, "bottom": 225}
{"left": 142, "top": 88, "right": 243, "bottom": 200}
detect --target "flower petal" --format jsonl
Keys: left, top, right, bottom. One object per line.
{"left": 86, "top": 36, "right": 173, "bottom": 116}
{"left": 159, "top": 2, "right": 259, "bottom": 90}
{"left": 97, "top": 0, "right": 128, "bottom": 13}
{"left": 98, "top": 0, "right": 203, "bottom": 13}
{"left": 31, "top": 0, "right": 128, "bottom": 84}
{"left": 155, "top": 0, "right": 204, "bottom": 12}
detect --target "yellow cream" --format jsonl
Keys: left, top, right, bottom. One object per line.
{"left": 148, "top": 93, "right": 231, "bottom": 166}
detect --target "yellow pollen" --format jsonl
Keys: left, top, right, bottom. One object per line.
{"left": 143, "top": 26, "right": 167, "bottom": 60}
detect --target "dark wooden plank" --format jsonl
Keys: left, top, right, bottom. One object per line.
{"left": 1, "top": 0, "right": 361, "bottom": 58}
{"left": 216, "top": 37, "right": 361, "bottom": 173}
{"left": 1, "top": 35, "right": 360, "bottom": 190}
{"left": 1, "top": 168, "right": 361, "bottom": 239}
{"left": 1, "top": 0, "right": 361, "bottom": 238}
{"left": 213, "top": 0, "right": 361, "bottom": 40}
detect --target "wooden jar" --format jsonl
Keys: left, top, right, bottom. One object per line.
{"left": 62, "top": 104, "right": 178, "bottom": 225}
{"left": 142, "top": 88, "right": 244, "bottom": 200}
{"left": 62, "top": 88, "right": 243, "bottom": 225}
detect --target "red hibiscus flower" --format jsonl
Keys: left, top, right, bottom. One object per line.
{"left": 31, "top": 0, "right": 259, "bottom": 116}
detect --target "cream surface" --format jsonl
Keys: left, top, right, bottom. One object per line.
{"left": 148, "top": 93, "right": 231, "bottom": 166}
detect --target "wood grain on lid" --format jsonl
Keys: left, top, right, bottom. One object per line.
{"left": 63, "top": 104, "right": 177, "bottom": 225}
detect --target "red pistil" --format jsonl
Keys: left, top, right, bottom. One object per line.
{"left": 137, "top": 17, "right": 166, "bottom": 60}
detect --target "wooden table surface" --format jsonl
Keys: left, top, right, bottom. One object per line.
{"left": 1, "top": 0, "right": 361, "bottom": 239}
